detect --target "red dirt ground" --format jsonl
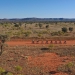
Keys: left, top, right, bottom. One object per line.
{"left": 28, "top": 53, "right": 71, "bottom": 75}
{"left": 5, "top": 40, "right": 75, "bottom": 75}
{"left": 6, "top": 40, "right": 75, "bottom": 46}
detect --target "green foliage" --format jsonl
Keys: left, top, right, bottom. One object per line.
{"left": 15, "top": 66, "right": 22, "bottom": 72}
{"left": 38, "top": 31, "right": 48, "bottom": 34}
{"left": 6, "top": 32, "right": 13, "bottom": 37}
{"left": 69, "top": 27, "right": 73, "bottom": 32}
{"left": 62, "top": 27, "right": 67, "bottom": 33}
{"left": 51, "top": 31, "right": 64, "bottom": 36}
{"left": 0, "top": 34, "right": 9, "bottom": 43}
{"left": 66, "top": 62, "right": 74, "bottom": 68}
{"left": 51, "top": 32, "right": 58, "bottom": 36}
{"left": 15, "top": 32, "right": 21, "bottom": 37}
{"left": 0, "top": 34, "right": 9, "bottom": 55}
{"left": 0, "top": 67, "right": 13, "bottom": 75}
{"left": 46, "top": 25, "right": 49, "bottom": 29}
{"left": 57, "top": 62, "right": 75, "bottom": 74}
{"left": 14, "top": 23, "right": 19, "bottom": 27}
{"left": 4, "top": 24, "right": 9, "bottom": 27}
{"left": 24, "top": 31, "right": 31, "bottom": 37}
{"left": 0, "top": 67, "right": 5, "bottom": 74}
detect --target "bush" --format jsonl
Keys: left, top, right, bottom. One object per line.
{"left": 46, "top": 25, "right": 49, "bottom": 29}
{"left": 24, "top": 31, "right": 31, "bottom": 37}
{"left": 15, "top": 66, "right": 22, "bottom": 72}
{"left": 38, "top": 31, "right": 48, "bottom": 34}
{"left": 0, "top": 67, "right": 5, "bottom": 74}
{"left": 14, "top": 24, "right": 19, "bottom": 27}
{"left": 51, "top": 32, "right": 58, "bottom": 36}
{"left": 62, "top": 27, "right": 67, "bottom": 33}
{"left": 57, "top": 62, "right": 75, "bottom": 74}
{"left": 69, "top": 27, "right": 73, "bottom": 32}
{"left": 51, "top": 31, "right": 64, "bottom": 36}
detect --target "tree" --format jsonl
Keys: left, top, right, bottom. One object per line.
{"left": 0, "top": 34, "right": 9, "bottom": 55}
{"left": 62, "top": 27, "right": 67, "bottom": 33}
{"left": 46, "top": 25, "right": 49, "bottom": 29}
{"left": 14, "top": 23, "right": 19, "bottom": 27}
{"left": 38, "top": 23, "right": 42, "bottom": 29}
{"left": 69, "top": 27, "right": 73, "bottom": 32}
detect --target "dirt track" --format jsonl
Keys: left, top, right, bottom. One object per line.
{"left": 6, "top": 40, "right": 75, "bottom": 46}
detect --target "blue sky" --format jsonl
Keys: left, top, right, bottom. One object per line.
{"left": 0, "top": 0, "right": 75, "bottom": 18}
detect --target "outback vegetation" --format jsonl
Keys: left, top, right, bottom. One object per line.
{"left": 0, "top": 21, "right": 75, "bottom": 38}
{"left": 0, "top": 21, "right": 75, "bottom": 75}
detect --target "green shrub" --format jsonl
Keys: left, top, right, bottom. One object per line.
{"left": 46, "top": 25, "right": 49, "bottom": 29}
{"left": 69, "top": 27, "right": 73, "bottom": 32}
{"left": 24, "top": 31, "right": 31, "bottom": 37}
{"left": 62, "top": 27, "right": 67, "bottom": 33}
{"left": 38, "top": 31, "right": 48, "bottom": 34}
{"left": 51, "top": 31, "right": 64, "bottom": 36}
{"left": 0, "top": 67, "right": 5, "bottom": 74}
{"left": 48, "top": 44, "right": 54, "bottom": 50}
{"left": 57, "top": 62, "right": 75, "bottom": 74}
{"left": 15, "top": 66, "right": 22, "bottom": 72}
{"left": 66, "top": 62, "right": 74, "bottom": 68}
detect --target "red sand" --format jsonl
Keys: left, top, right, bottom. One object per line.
{"left": 28, "top": 53, "right": 71, "bottom": 71}
{"left": 28, "top": 53, "right": 70, "bottom": 75}
{"left": 5, "top": 39, "right": 74, "bottom": 75}
{"left": 6, "top": 40, "right": 75, "bottom": 46}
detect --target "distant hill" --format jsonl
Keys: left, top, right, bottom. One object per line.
{"left": 0, "top": 18, "right": 75, "bottom": 22}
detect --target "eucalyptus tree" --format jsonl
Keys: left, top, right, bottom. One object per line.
{"left": 0, "top": 34, "right": 9, "bottom": 55}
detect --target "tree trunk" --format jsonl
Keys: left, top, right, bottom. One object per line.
{"left": 0, "top": 45, "right": 3, "bottom": 55}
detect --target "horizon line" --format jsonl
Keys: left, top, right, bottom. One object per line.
{"left": 0, "top": 17, "right": 75, "bottom": 19}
